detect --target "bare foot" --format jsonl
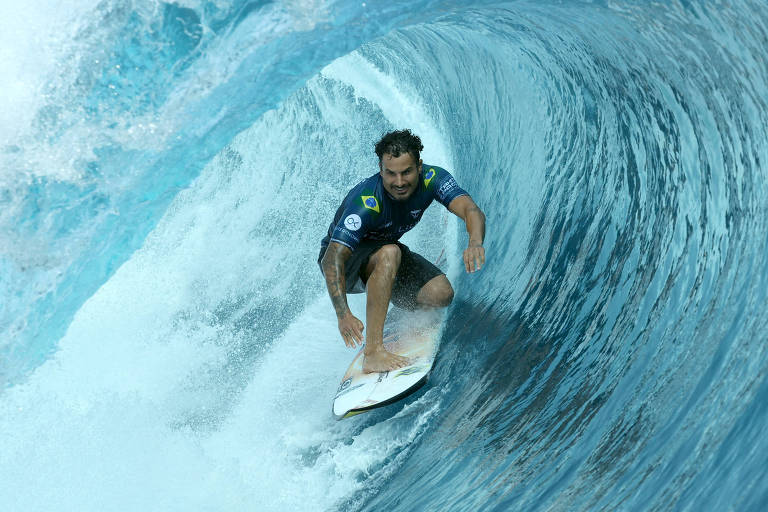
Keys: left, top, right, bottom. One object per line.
{"left": 362, "top": 347, "right": 410, "bottom": 374}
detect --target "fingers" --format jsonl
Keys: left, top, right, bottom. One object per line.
{"left": 351, "top": 326, "right": 363, "bottom": 344}
{"left": 348, "top": 319, "right": 363, "bottom": 345}
{"left": 464, "top": 247, "right": 485, "bottom": 273}
{"left": 342, "top": 331, "right": 361, "bottom": 347}
{"left": 339, "top": 316, "right": 365, "bottom": 347}
{"left": 475, "top": 247, "right": 485, "bottom": 271}
{"left": 464, "top": 249, "right": 475, "bottom": 272}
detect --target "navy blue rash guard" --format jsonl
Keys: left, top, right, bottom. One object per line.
{"left": 321, "top": 164, "right": 468, "bottom": 251}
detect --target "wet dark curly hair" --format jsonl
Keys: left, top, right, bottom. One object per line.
{"left": 374, "top": 129, "right": 424, "bottom": 163}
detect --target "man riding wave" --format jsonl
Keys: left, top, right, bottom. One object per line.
{"left": 318, "top": 129, "right": 486, "bottom": 373}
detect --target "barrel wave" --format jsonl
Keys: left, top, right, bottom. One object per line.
{"left": 1, "top": 1, "right": 767, "bottom": 511}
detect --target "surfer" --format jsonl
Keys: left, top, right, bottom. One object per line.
{"left": 318, "top": 129, "right": 486, "bottom": 373}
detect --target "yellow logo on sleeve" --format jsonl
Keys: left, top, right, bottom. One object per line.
{"left": 361, "top": 195, "right": 380, "bottom": 213}
{"left": 424, "top": 167, "right": 436, "bottom": 188}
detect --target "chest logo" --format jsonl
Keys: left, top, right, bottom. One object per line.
{"left": 424, "top": 168, "right": 436, "bottom": 188}
{"left": 344, "top": 214, "right": 362, "bottom": 231}
{"left": 361, "top": 195, "right": 380, "bottom": 213}
{"left": 410, "top": 209, "right": 422, "bottom": 218}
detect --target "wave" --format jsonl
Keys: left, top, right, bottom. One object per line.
{"left": 2, "top": 0, "right": 768, "bottom": 510}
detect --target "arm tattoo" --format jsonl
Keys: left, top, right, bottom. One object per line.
{"left": 321, "top": 243, "right": 352, "bottom": 317}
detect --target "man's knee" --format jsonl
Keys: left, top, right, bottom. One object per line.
{"left": 417, "top": 275, "right": 454, "bottom": 308}
{"left": 366, "top": 244, "right": 401, "bottom": 278}
{"left": 443, "top": 282, "right": 455, "bottom": 306}
{"left": 435, "top": 278, "right": 455, "bottom": 307}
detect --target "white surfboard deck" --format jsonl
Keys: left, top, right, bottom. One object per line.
{"left": 333, "top": 308, "right": 442, "bottom": 420}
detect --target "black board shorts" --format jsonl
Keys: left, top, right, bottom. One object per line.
{"left": 317, "top": 240, "right": 444, "bottom": 311}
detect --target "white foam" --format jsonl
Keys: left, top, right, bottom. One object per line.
{"left": 0, "top": 0, "right": 100, "bottom": 145}
{"left": 321, "top": 52, "right": 452, "bottom": 172}
{"left": 0, "top": 49, "right": 452, "bottom": 511}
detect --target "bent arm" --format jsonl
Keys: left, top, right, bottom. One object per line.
{"left": 448, "top": 195, "right": 486, "bottom": 272}
{"left": 321, "top": 242, "right": 353, "bottom": 317}
{"left": 448, "top": 195, "right": 486, "bottom": 245}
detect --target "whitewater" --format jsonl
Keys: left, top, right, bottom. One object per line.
{"left": 1, "top": 0, "right": 767, "bottom": 510}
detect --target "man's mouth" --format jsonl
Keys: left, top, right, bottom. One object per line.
{"left": 393, "top": 186, "right": 408, "bottom": 194}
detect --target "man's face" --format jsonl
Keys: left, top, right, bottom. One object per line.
{"left": 379, "top": 152, "right": 422, "bottom": 201}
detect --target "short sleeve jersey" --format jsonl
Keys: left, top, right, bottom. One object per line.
{"left": 321, "top": 164, "right": 469, "bottom": 251}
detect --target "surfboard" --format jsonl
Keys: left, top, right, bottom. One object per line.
{"left": 332, "top": 308, "right": 442, "bottom": 420}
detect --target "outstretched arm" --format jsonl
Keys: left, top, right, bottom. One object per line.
{"left": 321, "top": 242, "right": 364, "bottom": 346}
{"left": 448, "top": 195, "right": 486, "bottom": 273}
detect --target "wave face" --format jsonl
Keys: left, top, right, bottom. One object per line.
{"left": 2, "top": 0, "right": 768, "bottom": 510}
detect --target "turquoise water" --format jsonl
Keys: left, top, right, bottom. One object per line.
{"left": 2, "top": 1, "right": 767, "bottom": 510}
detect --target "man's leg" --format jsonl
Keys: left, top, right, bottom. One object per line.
{"left": 415, "top": 275, "right": 454, "bottom": 308}
{"left": 388, "top": 244, "right": 453, "bottom": 311}
{"left": 361, "top": 244, "right": 411, "bottom": 373}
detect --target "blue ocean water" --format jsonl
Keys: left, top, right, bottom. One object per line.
{"left": 2, "top": 0, "right": 767, "bottom": 510}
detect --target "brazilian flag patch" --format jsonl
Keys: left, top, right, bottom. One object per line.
{"left": 361, "top": 195, "right": 380, "bottom": 213}
{"left": 424, "top": 167, "right": 437, "bottom": 188}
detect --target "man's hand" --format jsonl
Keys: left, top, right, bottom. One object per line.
{"left": 464, "top": 241, "right": 485, "bottom": 273}
{"left": 338, "top": 312, "right": 364, "bottom": 348}
{"left": 448, "top": 195, "right": 486, "bottom": 273}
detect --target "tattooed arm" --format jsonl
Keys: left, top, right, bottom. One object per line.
{"left": 321, "top": 242, "right": 364, "bottom": 347}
